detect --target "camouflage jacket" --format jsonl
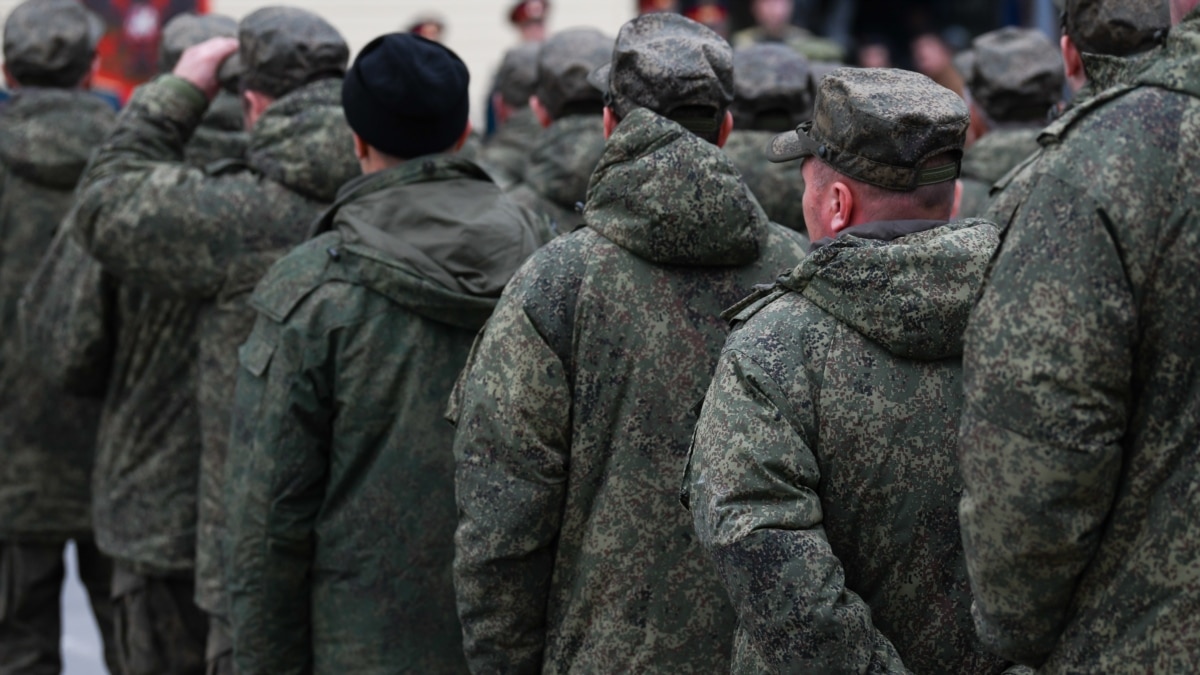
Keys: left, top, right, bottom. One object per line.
{"left": 449, "top": 108, "right": 807, "bottom": 674}
{"left": 724, "top": 129, "right": 810, "bottom": 240}
{"left": 226, "top": 156, "right": 545, "bottom": 675}
{"left": 957, "top": 126, "right": 1040, "bottom": 219}
{"left": 0, "top": 89, "right": 113, "bottom": 541}
{"left": 687, "top": 220, "right": 1010, "bottom": 675}
{"left": 960, "top": 12, "right": 1200, "bottom": 673}
{"left": 186, "top": 89, "right": 248, "bottom": 167}
{"left": 478, "top": 107, "right": 541, "bottom": 189}
{"left": 69, "top": 75, "right": 358, "bottom": 595}
{"left": 732, "top": 25, "right": 845, "bottom": 63}
{"left": 507, "top": 113, "right": 606, "bottom": 235}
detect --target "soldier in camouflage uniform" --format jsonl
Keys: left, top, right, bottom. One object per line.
{"left": 958, "top": 0, "right": 1200, "bottom": 670}
{"left": 478, "top": 43, "right": 541, "bottom": 189}
{"left": 956, "top": 28, "right": 1063, "bottom": 218}
{"left": 63, "top": 9, "right": 358, "bottom": 674}
{"left": 724, "top": 44, "right": 813, "bottom": 239}
{"left": 225, "top": 33, "right": 545, "bottom": 675}
{"left": 507, "top": 28, "right": 610, "bottom": 234}
{"left": 0, "top": 2, "right": 116, "bottom": 672}
{"left": 449, "top": 14, "right": 807, "bottom": 672}
{"left": 686, "top": 68, "right": 1011, "bottom": 674}
{"left": 732, "top": 0, "right": 844, "bottom": 63}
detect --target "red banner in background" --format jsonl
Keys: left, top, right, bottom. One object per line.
{"left": 83, "top": 0, "right": 209, "bottom": 104}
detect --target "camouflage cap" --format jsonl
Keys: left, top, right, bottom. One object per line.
{"left": 227, "top": 6, "right": 349, "bottom": 99}
{"left": 494, "top": 43, "right": 539, "bottom": 108}
{"left": 731, "top": 44, "right": 813, "bottom": 132}
{"left": 1061, "top": 0, "right": 1169, "bottom": 57}
{"left": 588, "top": 12, "right": 733, "bottom": 134}
{"left": 966, "top": 28, "right": 1063, "bottom": 123}
{"left": 768, "top": 67, "right": 968, "bottom": 192}
{"left": 159, "top": 13, "right": 238, "bottom": 73}
{"left": 535, "top": 27, "right": 611, "bottom": 119}
{"left": 3, "top": 0, "right": 103, "bottom": 87}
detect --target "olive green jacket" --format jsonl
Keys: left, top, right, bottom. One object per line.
{"left": 226, "top": 156, "right": 545, "bottom": 675}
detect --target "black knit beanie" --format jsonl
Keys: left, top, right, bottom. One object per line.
{"left": 342, "top": 33, "right": 471, "bottom": 159}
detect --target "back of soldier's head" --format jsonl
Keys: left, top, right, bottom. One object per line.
{"left": 1058, "top": 0, "right": 1169, "bottom": 56}
{"left": 3, "top": 0, "right": 101, "bottom": 88}
{"left": 964, "top": 27, "right": 1063, "bottom": 125}
{"left": 342, "top": 33, "right": 470, "bottom": 160}
{"left": 731, "top": 44, "right": 813, "bottom": 132}
{"left": 224, "top": 6, "right": 349, "bottom": 100}
{"left": 589, "top": 13, "right": 734, "bottom": 142}
{"left": 495, "top": 43, "right": 539, "bottom": 109}
{"left": 159, "top": 13, "right": 237, "bottom": 74}
{"left": 534, "top": 28, "right": 611, "bottom": 120}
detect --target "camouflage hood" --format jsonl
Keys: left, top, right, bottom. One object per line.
{"left": 784, "top": 219, "right": 999, "bottom": 360}
{"left": 584, "top": 107, "right": 768, "bottom": 266}
{"left": 307, "top": 155, "right": 544, "bottom": 331}
{"left": 0, "top": 89, "right": 113, "bottom": 188}
{"left": 1074, "top": 48, "right": 1159, "bottom": 102}
{"left": 247, "top": 77, "right": 358, "bottom": 202}
{"left": 960, "top": 126, "right": 1042, "bottom": 184}
{"left": 524, "top": 114, "right": 606, "bottom": 213}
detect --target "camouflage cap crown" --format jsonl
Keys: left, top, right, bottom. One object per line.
{"left": 535, "top": 27, "right": 611, "bottom": 119}
{"left": 768, "top": 67, "right": 968, "bottom": 192}
{"left": 1060, "top": 0, "right": 1169, "bottom": 57}
{"left": 731, "top": 43, "right": 814, "bottom": 132}
{"left": 967, "top": 27, "right": 1063, "bottom": 124}
{"left": 159, "top": 13, "right": 238, "bottom": 73}
{"left": 587, "top": 12, "right": 733, "bottom": 133}
{"left": 3, "top": 0, "right": 103, "bottom": 87}
{"left": 494, "top": 43, "right": 539, "bottom": 108}
{"left": 228, "top": 6, "right": 349, "bottom": 99}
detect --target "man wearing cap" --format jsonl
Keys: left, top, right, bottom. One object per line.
{"left": 724, "top": 44, "right": 814, "bottom": 238}
{"left": 479, "top": 43, "right": 541, "bottom": 189}
{"left": 0, "top": 1, "right": 116, "bottom": 671}
{"left": 506, "top": 27, "right": 610, "bottom": 234}
{"left": 687, "top": 68, "right": 1009, "bottom": 673}
{"left": 958, "top": 0, "right": 1200, "bottom": 669}
{"left": 733, "top": 0, "right": 844, "bottom": 63}
{"left": 956, "top": 28, "right": 1063, "bottom": 218}
{"left": 225, "top": 32, "right": 544, "bottom": 675}
{"left": 61, "top": 7, "right": 359, "bottom": 674}
{"left": 450, "top": 13, "right": 807, "bottom": 672}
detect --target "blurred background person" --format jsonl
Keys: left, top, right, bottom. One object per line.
{"left": 685, "top": 0, "right": 730, "bottom": 38}
{"left": 856, "top": 34, "right": 893, "bottom": 67}
{"left": 407, "top": 12, "right": 446, "bottom": 42}
{"left": 479, "top": 43, "right": 540, "bottom": 188}
{"left": 733, "top": 0, "right": 845, "bottom": 62}
{"left": 912, "top": 29, "right": 966, "bottom": 96}
{"left": 510, "top": 0, "right": 549, "bottom": 43}
{"left": 638, "top": 0, "right": 680, "bottom": 13}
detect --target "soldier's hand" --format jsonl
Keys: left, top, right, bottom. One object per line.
{"left": 174, "top": 37, "right": 239, "bottom": 101}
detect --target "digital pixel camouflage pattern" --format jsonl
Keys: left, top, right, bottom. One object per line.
{"left": 960, "top": 10, "right": 1200, "bottom": 672}
{"left": 478, "top": 107, "right": 540, "bottom": 189}
{"left": 688, "top": 219, "right": 1009, "bottom": 674}
{"left": 506, "top": 114, "right": 606, "bottom": 234}
{"left": 958, "top": 127, "right": 1040, "bottom": 218}
{"left": 0, "top": 89, "right": 113, "bottom": 542}
{"left": 68, "top": 74, "right": 359, "bottom": 616}
{"left": 723, "top": 130, "right": 809, "bottom": 237}
{"left": 226, "top": 155, "right": 545, "bottom": 675}
{"left": 450, "top": 108, "right": 807, "bottom": 673}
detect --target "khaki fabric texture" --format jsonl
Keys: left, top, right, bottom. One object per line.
{"left": 963, "top": 11, "right": 1200, "bottom": 672}
{"left": 226, "top": 156, "right": 545, "bottom": 675}
{"left": 688, "top": 219, "right": 1010, "bottom": 674}
{"left": 449, "top": 108, "right": 807, "bottom": 673}
{"left": 66, "top": 74, "right": 358, "bottom": 613}
{"left": 0, "top": 90, "right": 112, "bottom": 541}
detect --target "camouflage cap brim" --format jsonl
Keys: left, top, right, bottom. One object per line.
{"left": 766, "top": 122, "right": 818, "bottom": 163}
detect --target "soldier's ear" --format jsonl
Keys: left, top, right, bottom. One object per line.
{"left": 603, "top": 107, "right": 619, "bottom": 139}
{"left": 716, "top": 110, "right": 734, "bottom": 149}
{"left": 529, "top": 96, "right": 553, "bottom": 128}
{"left": 2, "top": 63, "right": 15, "bottom": 90}
{"left": 1061, "top": 35, "right": 1086, "bottom": 93}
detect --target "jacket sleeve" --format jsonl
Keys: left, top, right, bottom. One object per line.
{"left": 690, "top": 347, "right": 908, "bottom": 674}
{"left": 226, "top": 314, "right": 331, "bottom": 675}
{"left": 70, "top": 75, "right": 245, "bottom": 299}
{"left": 449, "top": 286, "right": 571, "bottom": 674}
{"left": 18, "top": 221, "right": 114, "bottom": 395}
{"left": 958, "top": 175, "right": 1131, "bottom": 666}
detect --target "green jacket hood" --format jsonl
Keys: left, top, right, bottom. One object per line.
{"left": 584, "top": 108, "right": 769, "bottom": 266}
{"left": 961, "top": 127, "right": 1042, "bottom": 184}
{"left": 0, "top": 89, "right": 114, "bottom": 188}
{"left": 785, "top": 219, "right": 999, "bottom": 360}
{"left": 524, "top": 114, "right": 606, "bottom": 214}
{"left": 248, "top": 78, "right": 359, "bottom": 203}
{"left": 305, "top": 155, "right": 543, "bottom": 330}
